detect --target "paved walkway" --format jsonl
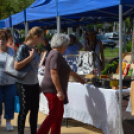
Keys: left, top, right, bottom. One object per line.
{"left": 0, "top": 112, "right": 103, "bottom": 134}
{"left": 1, "top": 111, "right": 134, "bottom": 134}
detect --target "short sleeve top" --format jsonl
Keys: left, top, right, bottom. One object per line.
{"left": 0, "top": 47, "right": 16, "bottom": 85}
{"left": 63, "top": 43, "right": 80, "bottom": 55}
{"left": 15, "top": 44, "right": 40, "bottom": 85}
{"left": 42, "top": 50, "right": 71, "bottom": 103}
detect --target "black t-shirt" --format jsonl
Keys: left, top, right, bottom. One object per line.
{"left": 44, "top": 44, "right": 52, "bottom": 52}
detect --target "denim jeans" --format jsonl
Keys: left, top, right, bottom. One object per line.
{"left": 0, "top": 84, "right": 17, "bottom": 120}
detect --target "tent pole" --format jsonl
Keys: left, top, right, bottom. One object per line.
{"left": 76, "top": 27, "right": 80, "bottom": 41}
{"left": 11, "top": 26, "right": 14, "bottom": 42}
{"left": 67, "top": 28, "right": 69, "bottom": 35}
{"left": 123, "top": 21, "right": 127, "bottom": 52}
{"left": 57, "top": 16, "right": 61, "bottom": 34}
{"left": 25, "top": 21, "right": 29, "bottom": 37}
{"left": 113, "top": 22, "right": 116, "bottom": 32}
{"left": 94, "top": 24, "right": 97, "bottom": 31}
{"left": 119, "top": 4, "right": 123, "bottom": 134}
{"left": 11, "top": 26, "right": 14, "bottom": 35}
{"left": 10, "top": 16, "right": 13, "bottom": 35}
{"left": 68, "top": 27, "right": 72, "bottom": 35}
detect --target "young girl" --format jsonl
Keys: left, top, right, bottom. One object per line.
{"left": 14, "top": 27, "right": 44, "bottom": 134}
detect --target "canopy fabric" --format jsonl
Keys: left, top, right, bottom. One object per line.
{"left": 8, "top": 16, "right": 118, "bottom": 29}
{"left": 58, "top": 0, "right": 120, "bottom": 16}
{"left": 0, "top": 19, "right": 6, "bottom": 29}
{"left": 2, "top": 0, "right": 134, "bottom": 28}
{"left": 5, "top": 18, "right": 11, "bottom": 28}
{"left": 4, "top": 0, "right": 56, "bottom": 27}
{"left": 26, "top": 0, "right": 57, "bottom": 22}
{"left": 58, "top": 0, "right": 134, "bottom": 16}
{"left": 11, "top": 11, "right": 25, "bottom": 26}
{"left": 30, "top": 0, "right": 53, "bottom": 8}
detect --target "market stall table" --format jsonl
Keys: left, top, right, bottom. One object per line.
{"left": 39, "top": 79, "right": 131, "bottom": 134}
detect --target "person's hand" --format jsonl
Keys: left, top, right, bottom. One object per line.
{"left": 29, "top": 48, "right": 36, "bottom": 58}
{"left": 78, "top": 77, "right": 85, "bottom": 85}
{"left": 57, "top": 90, "right": 65, "bottom": 101}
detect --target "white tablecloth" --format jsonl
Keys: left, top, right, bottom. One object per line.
{"left": 38, "top": 75, "right": 126, "bottom": 134}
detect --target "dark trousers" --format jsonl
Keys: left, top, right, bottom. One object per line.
{"left": 37, "top": 93, "right": 64, "bottom": 134}
{"left": 0, "top": 84, "right": 16, "bottom": 120}
{"left": 16, "top": 83, "right": 39, "bottom": 134}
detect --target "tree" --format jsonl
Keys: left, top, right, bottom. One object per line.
{"left": 125, "top": 17, "right": 132, "bottom": 32}
{"left": 0, "top": 0, "right": 35, "bottom": 20}
{"left": 0, "top": 0, "right": 14, "bottom": 19}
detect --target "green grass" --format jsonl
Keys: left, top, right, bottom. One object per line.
{"left": 126, "top": 41, "right": 132, "bottom": 52}
{"left": 103, "top": 41, "right": 132, "bottom": 58}
{"left": 104, "top": 48, "right": 119, "bottom": 58}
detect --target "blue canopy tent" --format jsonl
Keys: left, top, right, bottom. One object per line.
{"left": 4, "top": 0, "right": 56, "bottom": 27}
{"left": 3, "top": 0, "right": 57, "bottom": 35}
{"left": 0, "top": 19, "right": 6, "bottom": 29}
{"left": 58, "top": 0, "right": 134, "bottom": 17}
{"left": 6, "top": 16, "right": 118, "bottom": 30}
{"left": 4, "top": 0, "right": 121, "bottom": 31}
{"left": 4, "top": 0, "right": 134, "bottom": 30}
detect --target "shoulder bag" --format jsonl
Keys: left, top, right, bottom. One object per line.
{"left": 4, "top": 45, "right": 32, "bottom": 79}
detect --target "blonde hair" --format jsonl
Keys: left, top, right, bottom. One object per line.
{"left": 24, "top": 27, "right": 44, "bottom": 43}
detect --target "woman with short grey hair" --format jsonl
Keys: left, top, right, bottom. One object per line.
{"left": 51, "top": 33, "right": 70, "bottom": 48}
{"left": 37, "top": 33, "right": 85, "bottom": 134}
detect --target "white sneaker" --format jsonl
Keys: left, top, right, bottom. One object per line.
{"left": 6, "top": 123, "right": 13, "bottom": 131}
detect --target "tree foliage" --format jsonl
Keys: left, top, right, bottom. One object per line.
{"left": 0, "top": 0, "right": 35, "bottom": 20}
{"left": 125, "top": 17, "right": 132, "bottom": 32}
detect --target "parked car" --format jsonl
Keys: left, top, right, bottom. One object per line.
{"left": 105, "top": 32, "right": 119, "bottom": 40}
{"left": 126, "top": 34, "right": 132, "bottom": 41}
{"left": 105, "top": 32, "right": 130, "bottom": 42}
{"left": 97, "top": 34, "right": 116, "bottom": 49}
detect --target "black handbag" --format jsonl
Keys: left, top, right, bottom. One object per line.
{"left": 4, "top": 56, "right": 32, "bottom": 79}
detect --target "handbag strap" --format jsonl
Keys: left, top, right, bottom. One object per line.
{"left": 42, "top": 51, "right": 49, "bottom": 65}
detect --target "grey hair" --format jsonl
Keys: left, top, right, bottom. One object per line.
{"left": 51, "top": 33, "right": 70, "bottom": 48}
